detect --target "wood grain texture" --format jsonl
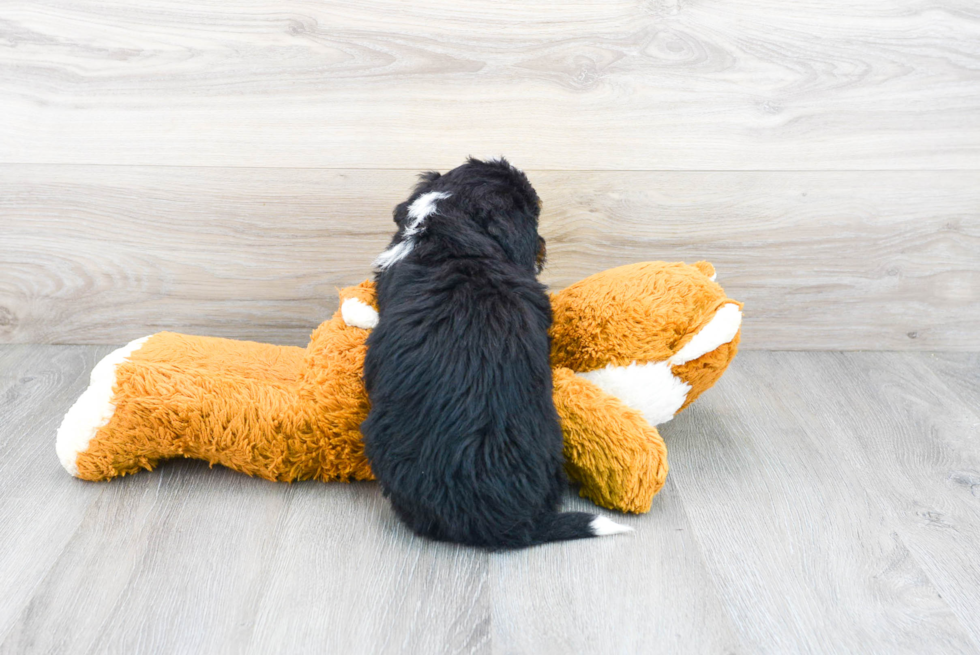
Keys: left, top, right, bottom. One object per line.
{"left": 490, "top": 481, "right": 743, "bottom": 654}
{"left": 4, "top": 346, "right": 980, "bottom": 653}
{"left": 0, "top": 345, "right": 112, "bottom": 649}
{"left": 769, "top": 352, "right": 980, "bottom": 648}
{"left": 917, "top": 352, "right": 980, "bottom": 413}
{"left": 2, "top": 0, "right": 979, "bottom": 169}
{"left": 243, "top": 483, "right": 489, "bottom": 655}
{"left": 2, "top": 165, "right": 978, "bottom": 349}
{"left": 662, "top": 354, "right": 980, "bottom": 654}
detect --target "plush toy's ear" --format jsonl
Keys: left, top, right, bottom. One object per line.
{"left": 693, "top": 261, "right": 716, "bottom": 281}
{"left": 337, "top": 281, "right": 379, "bottom": 330}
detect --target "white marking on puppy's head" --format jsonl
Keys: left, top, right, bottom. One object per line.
{"left": 341, "top": 297, "right": 379, "bottom": 330}
{"left": 405, "top": 191, "right": 450, "bottom": 234}
{"left": 373, "top": 191, "right": 451, "bottom": 270}
{"left": 372, "top": 240, "right": 413, "bottom": 270}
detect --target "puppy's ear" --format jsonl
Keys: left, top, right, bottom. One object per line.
{"left": 392, "top": 200, "right": 410, "bottom": 228}
{"left": 486, "top": 211, "right": 541, "bottom": 274}
{"left": 414, "top": 171, "right": 441, "bottom": 193}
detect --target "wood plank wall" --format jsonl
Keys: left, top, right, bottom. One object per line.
{"left": 1, "top": 0, "right": 978, "bottom": 348}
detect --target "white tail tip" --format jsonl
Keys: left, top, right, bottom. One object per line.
{"left": 590, "top": 515, "right": 634, "bottom": 537}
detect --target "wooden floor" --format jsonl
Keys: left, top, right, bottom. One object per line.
{"left": 2, "top": 346, "right": 979, "bottom": 654}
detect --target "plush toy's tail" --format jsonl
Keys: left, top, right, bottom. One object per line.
{"left": 531, "top": 511, "right": 633, "bottom": 545}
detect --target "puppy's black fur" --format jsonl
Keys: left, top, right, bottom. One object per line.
{"left": 362, "top": 158, "right": 613, "bottom": 549}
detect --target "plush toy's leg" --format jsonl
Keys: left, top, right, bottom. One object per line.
{"left": 57, "top": 336, "right": 152, "bottom": 477}
{"left": 552, "top": 368, "right": 668, "bottom": 514}
{"left": 58, "top": 332, "right": 328, "bottom": 482}
{"left": 57, "top": 332, "right": 303, "bottom": 480}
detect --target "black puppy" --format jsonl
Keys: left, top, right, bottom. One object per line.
{"left": 362, "top": 157, "right": 631, "bottom": 549}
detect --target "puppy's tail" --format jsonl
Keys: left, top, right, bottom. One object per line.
{"left": 532, "top": 511, "right": 633, "bottom": 545}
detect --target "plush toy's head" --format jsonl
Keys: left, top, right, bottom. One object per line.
{"left": 549, "top": 261, "right": 742, "bottom": 426}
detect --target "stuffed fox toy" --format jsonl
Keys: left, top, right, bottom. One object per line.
{"left": 56, "top": 261, "right": 741, "bottom": 514}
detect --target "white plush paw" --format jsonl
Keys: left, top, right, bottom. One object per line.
{"left": 56, "top": 336, "right": 151, "bottom": 476}
{"left": 341, "top": 298, "right": 379, "bottom": 330}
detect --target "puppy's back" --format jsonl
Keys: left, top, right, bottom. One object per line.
{"left": 363, "top": 158, "right": 631, "bottom": 548}
{"left": 364, "top": 257, "right": 568, "bottom": 546}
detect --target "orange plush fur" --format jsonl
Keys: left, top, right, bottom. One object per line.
{"left": 57, "top": 262, "right": 741, "bottom": 514}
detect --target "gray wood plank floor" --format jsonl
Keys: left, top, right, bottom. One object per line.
{"left": 2, "top": 346, "right": 979, "bottom": 654}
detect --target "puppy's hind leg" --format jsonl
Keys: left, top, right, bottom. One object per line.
{"left": 387, "top": 496, "right": 454, "bottom": 543}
